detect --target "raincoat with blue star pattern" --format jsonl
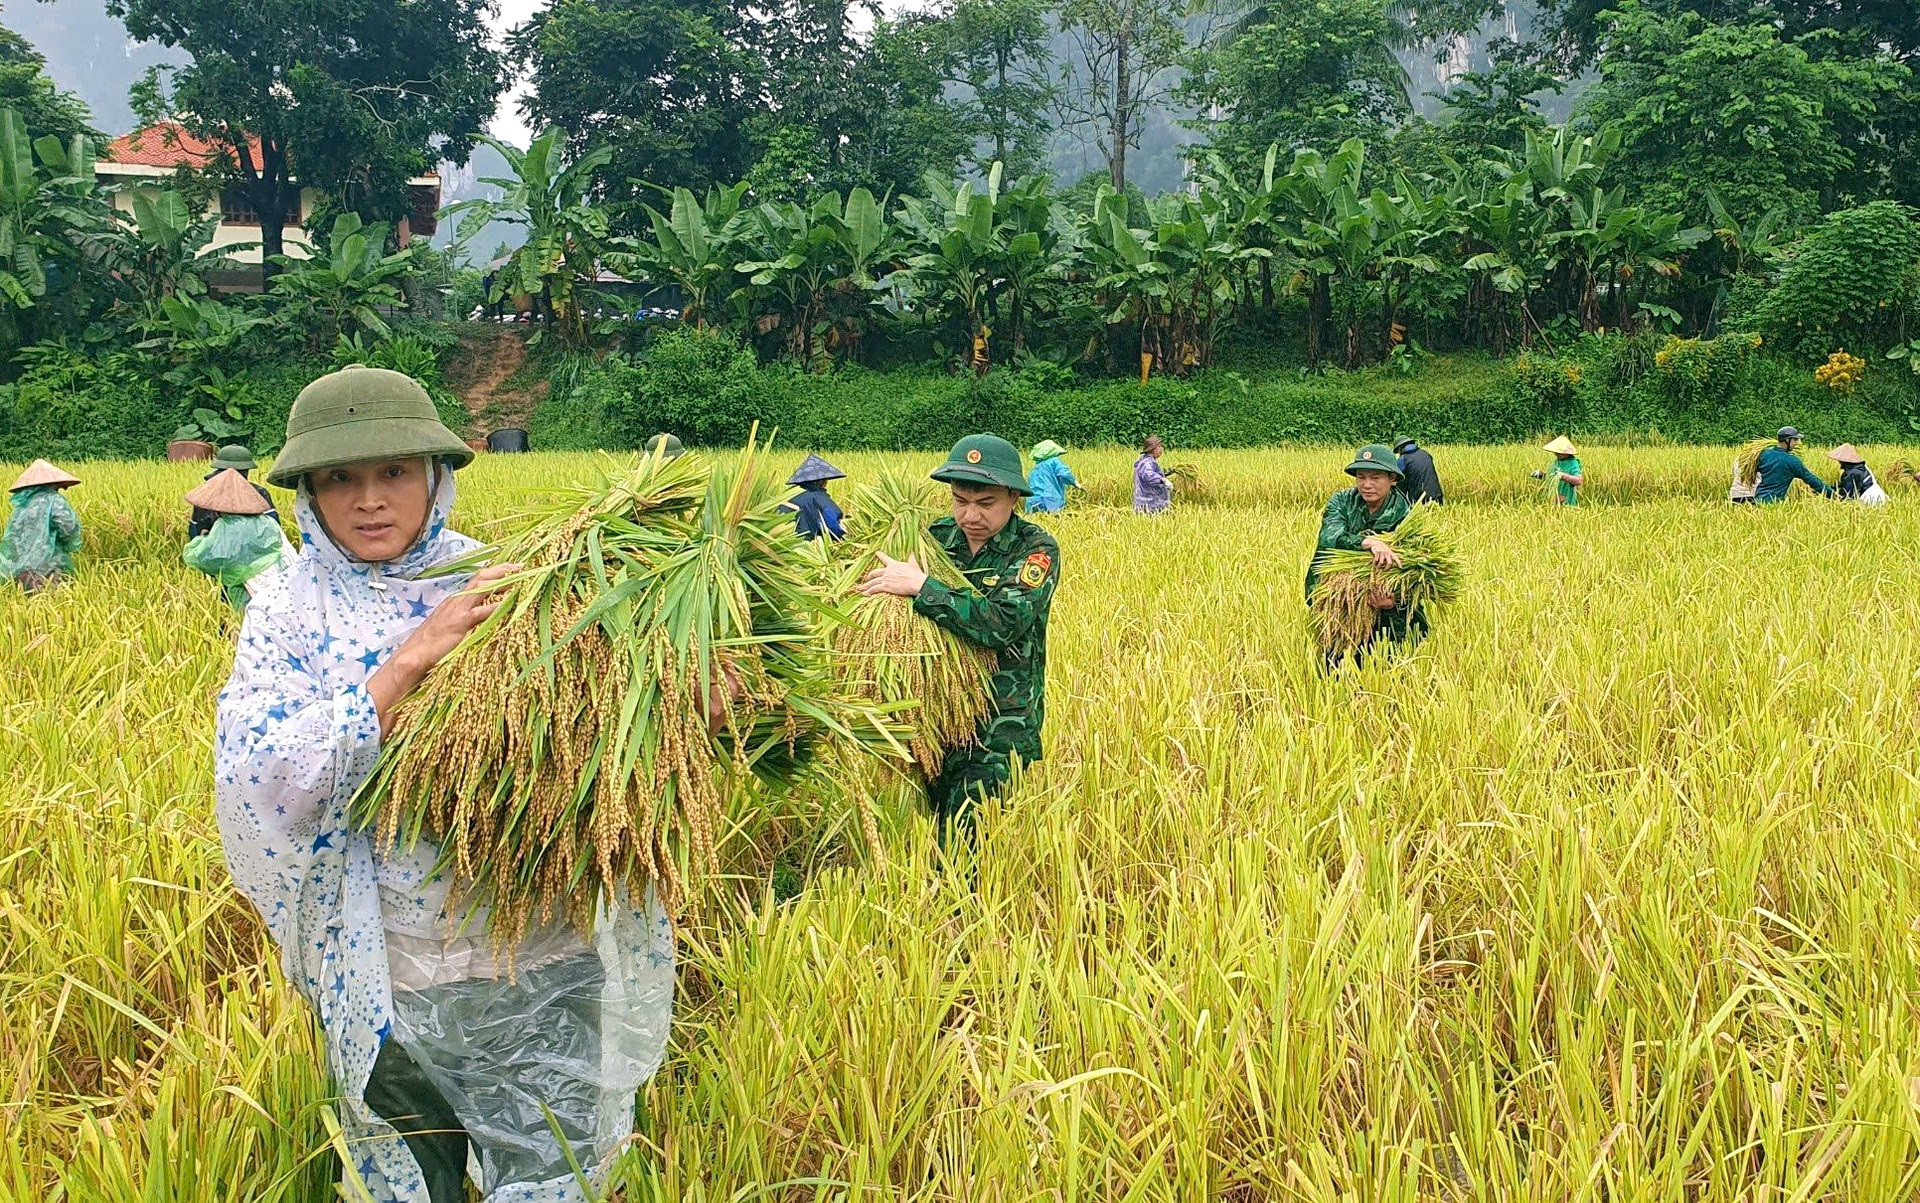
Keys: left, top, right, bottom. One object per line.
{"left": 214, "top": 464, "right": 674, "bottom": 1202}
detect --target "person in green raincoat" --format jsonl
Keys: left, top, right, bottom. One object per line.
{"left": 858, "top": 434, "right": 1059, "bottom": 833}
{"left": 1304, "top": 443, "right": 1427, "bottom": 660}
{"left": 182, "top": 468, "right": 293, "bottom": 610}
{"left": 2, "top": 459, "right": 82, "bottom": 592}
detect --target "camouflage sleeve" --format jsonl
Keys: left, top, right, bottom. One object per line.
{"left": 913, "top": 546, "right": 1058, "bottom": 652}
{"left": 1317, "top": 495, "right": 1366, "bottom": 553}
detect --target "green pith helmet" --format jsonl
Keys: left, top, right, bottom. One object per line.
{"left": 1030, "top": 439, "right": 1065, "bottom": 462}
{"left": 267, "top": 365, "right": 471, "bottom": 488}
{"left": 212, "top": 444, "right": 256, "bottom": 472}
{"left": 931, "top": 433, "right": 1031, "bottom": 495}
{"left": 646, "top": 433, "right": 686, "bottom": 459}
{"left": 1343, "top": 443, "right": 1404, "bottom": 478}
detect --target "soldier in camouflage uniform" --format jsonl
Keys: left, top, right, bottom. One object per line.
{"left": 860, "top": 434, "right": 1060, "bottom": 831}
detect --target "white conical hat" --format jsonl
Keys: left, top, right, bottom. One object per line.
{"left": 1543, "top": 436, "right": 1577, "bottom": 456}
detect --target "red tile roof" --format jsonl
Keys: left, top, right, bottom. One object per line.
{"left": 101, "top": 122, "right": 260, "bottom": 170}
{"left": 101, "top": 121, "right": 439, "bottom": 180}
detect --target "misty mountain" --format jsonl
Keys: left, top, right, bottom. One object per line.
{"left": 8, "top": 0, "right": 178, "bottom": 135}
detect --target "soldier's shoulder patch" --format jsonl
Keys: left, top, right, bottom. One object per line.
{"left": 1017, "top": 549, "right": 1052, "bottom": 588}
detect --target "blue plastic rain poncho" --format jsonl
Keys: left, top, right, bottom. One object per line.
{"left": 183, "top": 513, "right": 291, "bottom": 610}
{"left": 1026, "top": 450, "right": 1077, "bottom": 514}
{"left": 1, "top": 485, "right": 81, "bottom": 586}
{"left": 787, "top": 485, "right": 844, "bottom": 539}
{"left": 213, "top": 465, "right": 674, "bottom": 1202}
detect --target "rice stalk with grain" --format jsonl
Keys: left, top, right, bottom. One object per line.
{"left": 1308, "top": 505, "right": 1463, "bottom": 660}
{"left": 821, "top": 470, "right": 996, "bottom": 788}
{"left": 352, "top": 437, "right": 903, "bottom": 952}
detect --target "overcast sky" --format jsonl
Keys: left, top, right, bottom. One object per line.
{"left": 487, "top": 0, "right": 543, "bottom": 145}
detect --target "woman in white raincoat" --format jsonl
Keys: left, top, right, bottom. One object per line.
{"left": 214, "top": 365, "right": 674, "bottom": 1202}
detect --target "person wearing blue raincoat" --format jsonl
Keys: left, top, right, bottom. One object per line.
{"left": 2, "top": 459, "right": 82, "bottom": 592}
{"left": 1025, "top": 440, "right": 1077, "bottom": 513}
{"left": 784, "top": 453, "right": 846, "bottom": 539}
{"left": 213, "top": 366, "right": 674, "bottom": 1203}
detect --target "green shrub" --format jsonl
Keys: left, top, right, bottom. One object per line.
{"left": 0, "top": 343, "right": 172, "bottom": 461}
{"left": 601, "top": 326, "right": 763, "bottom": 447}
{"left": 1738, "top": 201, "right": 1920, "bottom": 361}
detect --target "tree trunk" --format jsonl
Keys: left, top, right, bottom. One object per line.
{"left": 1110, "top": 29, "right": 1130, "bottom": 192}
{"left": 993, "top": 40, "right": 1011, "bottom": 167}
{"left": 238, "top": 137, "right": 297, "bottom": 292}
{"left": 1307, "top": 276, "right": 1330, "bottom": 368}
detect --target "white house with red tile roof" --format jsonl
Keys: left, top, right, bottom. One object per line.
{"left": 96, "top": 121, "right": 442, "bottom": 279}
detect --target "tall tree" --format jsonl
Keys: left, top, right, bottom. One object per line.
{"left": 941, "top": 0, "right": 1055, "bottom": 179}
{"left": 1579, "top": 2, "right": 1908, "bottom": 228}
{"left": 1055, "top": 0, "right": 1190, "bottom": 192}
{"left": 1186, "top": 0, "right": 1412, "bottom": 171}
{"left": 749, "top": 3, "right": 968, "bottom": 200}
{"left": 107, "top": 0, "right": 502, "bottom": 287}
{"left": 513, "top": 0, "right": 762, "bottom": 209}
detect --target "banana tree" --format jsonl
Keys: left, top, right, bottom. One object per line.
{"left": 0, "top": 107, "right": 108, "bottom": 321}
{"left": 1077, "top": 184, "right": 1239, "bottom": 377}
{"left": 616, "top": 181, "right": 751, "bottom": 329}
{"left": 734, "top": 186, "right": 891, "bottom": 368}
{"left": 263, "top": 213, "right": 418, "bottom": 347}
{"left": 446, "top": 127, "right": 613, "bottom": 349}
{"left": 1458, "top": 171, "right": 1555, "bottom": 354}
{"left": 993, "top": 174, "right": 1073, "bottom": 358}
{"left": 1192, "top": 144, "right": 1287, "bottom": 315}
{"left": 1277, "top": 139, "right": 1386, "bottom": 368}
{"left": 104, "top": 188, "right": 229, "bottom": 304}
{"left": 896, "top": 163, "right": 1006, "bottom": 372}
{"left": 1366, "top": 178, "right": 1447, "bottom": 360}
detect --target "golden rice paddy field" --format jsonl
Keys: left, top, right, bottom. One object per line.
{"left": 8, "top": 444, "right": 1920, "bottom": 1200}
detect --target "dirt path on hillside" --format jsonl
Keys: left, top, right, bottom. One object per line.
{"left": 445, "top": 327, "right": 546, "bottom": 433}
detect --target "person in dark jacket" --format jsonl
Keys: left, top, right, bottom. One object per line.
{"left": 187, "top": 445, "right": 276, "bottom": 540}
{"left": 1828, "top": 443, "right": 1885, "bottom": 503}
{"left": 784, "top": 454, "right": 846, "bottom": 539}
{"left": 1755, "top": 427, "right": 1833, "bottom": 503}
{"left": 1393, "top": 438, "right": 1443, "bottom": 504}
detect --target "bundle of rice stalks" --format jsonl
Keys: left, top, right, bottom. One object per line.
{"left": 821, "top": 469, "right": 996, "bottom": 788}
{"left": 1882, "top": 458, "right": 1918, "bottom": 487}
{"left": 1734, "top": 437, "right": 1776, "bottom": 488}
{"left": 352, "top": 437, "right": 902, "bottom": 951}
{"left": 1166, "top": 462, "right": 1210, "bottom": 502}
{"left": 1308, "top": 506, "right": 1464, "bottom": 660}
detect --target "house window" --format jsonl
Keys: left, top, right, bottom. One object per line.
{"left": 219, "top": 186, "right": 260, "bottom": 226}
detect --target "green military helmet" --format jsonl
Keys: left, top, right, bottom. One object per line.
{"left": 212, "top": 444, "right": 257, "bottom": 472}
{"left": 931, "top": 433, "right": 1031, "bottom": 495}
{"left": 267, "top": 365, "right": 472, "bottom": 488}
{"left": 1343, "top": 443, "right": 1404, "bottom": 478}
{"left": 646, "top": 432, "right": 686, "bottom": 460}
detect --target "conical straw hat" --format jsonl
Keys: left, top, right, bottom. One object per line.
{"left": 10, "top": 459, "right": 80, "bottom": 491}
{"left": 1827, "top": 443, "right": 1864, "bottom": 463}
{"left": 1543, "top": 435, "right": 1577, "bottom": 456}
{"left": 184, "top": 468, "right": 272, "bottom": 515}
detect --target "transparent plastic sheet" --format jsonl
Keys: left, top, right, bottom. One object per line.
{"left": 184, "top": 514, "right": 285, "bottom": 587}
{"left": 386, "top": 892, "right": 675, "bottom": 1200}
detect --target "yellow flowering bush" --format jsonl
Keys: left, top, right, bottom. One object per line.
{"left": 1814, "top": 349, "right": 1867, "bottom": 392}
